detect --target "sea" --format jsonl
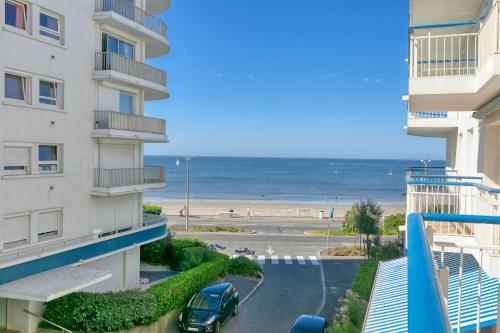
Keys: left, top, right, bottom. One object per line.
{"left": 144, "top": 156, "right": 445, "bottom": 205}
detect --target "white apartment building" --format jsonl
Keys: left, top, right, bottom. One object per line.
{"left": 0, "top": 0, "right": 170, "bottom": 331}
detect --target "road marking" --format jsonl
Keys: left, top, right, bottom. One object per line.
{"left": 284, "top": 255, "right": 292, "bottom": 264}
{"left": 271, "top": 255, "right": 279, "bottom": 264}
{"left": 232, "top": 255, "right": 239, "bottom": 259}
{"left": 245, "top": 255, "right": 253, "bottom": 260}
{"left": 309, "top": 256, "right": 320, "bottom": 265}
{"left": 257, "top": 255, "right": 266, "bottom": 264}
{"left": 296, "top": 256, "right": 306, "bottom": 265}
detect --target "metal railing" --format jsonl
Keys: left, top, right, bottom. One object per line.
{"left": 409, "top": 33, "right": 479, "bottom": 77}
{"left": 0, "top": 218, "right": 166, "bottom": 264}
{"left": 94, "top": 167, "right": 165, "bottom": 188}
{"left": 95, "top": 111, "right": 166, "bottom": 135}
{"left": 95, "top": 0, "right": 167, "bottom": 37}
{"left": 24, "top": 309, "right": 72, "bottom": 333}
{"left": 406, "top": 166, "right": 455, "bottom": 177}
{"left": 95, "top": 52, "right": 166, "bottom": 86}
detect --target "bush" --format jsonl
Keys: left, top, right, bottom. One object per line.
{"left": 351, "top": 260, "right": 378, "bottom": 300}
{"left": 147, "top": 255, "right": 229, "bottom": 319}
{"left": 383, "top": 213, "right": 405, "bottom": 235}
{"left": 228, "top": 256, "right": 263, "bottom": 277}
{"left": 370, "top": 238, "right": 403, "bottom": 261}
{"left": 41, "top": 291, "right": 156, "bottom": 332}
{"left": 179, "top": 247, "right": 218, "bottom": 271}
{"left": 143, "top": 203, "right": 162, "bottom": 215}
{"left": 163, "top": 238, "right": 207, "bottom": 269}
{"left": 342, "top": 208, "right": 357, "bottom": 233}
{"left": 328, "top": 291, "right": 367, "bottom": 333}
{"left": 141, "top": 237, "right": 169, "bottom": 265}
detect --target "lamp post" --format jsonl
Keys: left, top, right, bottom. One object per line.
{"left": 185, "top": 156, "right": 191, "bottom": 231}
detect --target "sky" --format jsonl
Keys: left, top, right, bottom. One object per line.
{"left": 144, "top": 0, "right": 445, "bottom": 160}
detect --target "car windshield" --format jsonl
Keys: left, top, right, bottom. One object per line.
{"left": 188, "top": 292, "right": 220, "bottom": 311}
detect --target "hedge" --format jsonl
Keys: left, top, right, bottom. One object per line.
{"left": 351, "top": 260, "right": 378, "bottom": 300}
{"left": 143, "top": 204, "right": 162, "bottom": 215}
{"left": 41, "top": 291, "right": 157, "bottom": 332}
{"left": 382, "top": 213, "right": 405, "bottom": 235}
{"left": 140, "top": 237, "right": 207, "bottom": 268}
{"left": 228, "top": 256, "right": 263, "bottom": 277}
{"left": 147, "top": 255, "right": 229, "bottom": 319}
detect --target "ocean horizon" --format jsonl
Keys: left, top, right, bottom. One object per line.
{"left": 144, "top": 156, "right": 445, "bottom": 205}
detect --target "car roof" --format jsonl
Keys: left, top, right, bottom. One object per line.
{"left": 201, "top": 282, "right": 232, "bottom": 295}
{"left": 292, "top": 315, "right": 326, "bottom": 330}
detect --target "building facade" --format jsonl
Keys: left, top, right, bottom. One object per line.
{"left": 0, "top": 0, "right": 170, "bottom": 331}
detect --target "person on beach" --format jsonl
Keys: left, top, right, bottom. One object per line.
{"left": 246, "top": 206, "right": 252, "bottom": 219}
{"left": 329, "top": 207, "right": 335, "bottom": 221}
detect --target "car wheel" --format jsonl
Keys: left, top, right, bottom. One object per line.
{"left": 214, "top": 321, "right": 221, "bottom": 333}
{"left": 232, "top": 303, "right": 239, "bottom": 316}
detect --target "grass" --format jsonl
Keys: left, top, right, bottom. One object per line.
{"left": 320, "top": 246, "right": 365, "bottom": 257}
{"left": 169, "top": 225, "right": 251, "bottom": 233}
{"left": 305, "top": 229, "right": 356, "bottom": 236}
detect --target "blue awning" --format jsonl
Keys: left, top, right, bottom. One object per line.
{"left": 363, "top": 253, "right": 499, "bottom": 333}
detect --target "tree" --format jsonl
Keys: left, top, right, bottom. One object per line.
{"left": 342, "top": 203, "right": 360, "bottom": 233}
{"left": 352, "top": 200, "right": 383, "bottom": 257}
{"left": 383, "top": 213, "right": 405, "bottom": 235}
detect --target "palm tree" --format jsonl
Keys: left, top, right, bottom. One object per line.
{"left": 353, "top": 200, "right": 383, "bottom": 257}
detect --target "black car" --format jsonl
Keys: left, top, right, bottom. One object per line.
{"left": 178, "top": 282, "right": 239, "bottom": 333}
{"left": 289, "top": 315, "right": 328, "bottom": 333}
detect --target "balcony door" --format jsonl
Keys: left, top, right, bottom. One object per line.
{"left": 119, "top": 92, "right": 134, "bottom": 114}
{"left": 102, "top": 33, "right": 134, "bottom": 59}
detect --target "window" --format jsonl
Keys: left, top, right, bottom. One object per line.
{"left": 102, "top": 33, "right": 134, "bottom": 59}
{"left": 3, "top": 214, "right": 29, "bottom": 248}
{"left": 4, "top": 146, "right": 30, "bottom": 175}
{"left": 5, "top": 1, "right": 27, "bottom": 31}
{"left": 119, "top": 92, "right": 134, "bottom": 114}
{"left": 38, "top": 210, "right": 61, "bottom": 241}
{"left": 39, "top": 11, "right": 60, "bottom": 40}
{"left": 5, "top": 73, "right": 27, "bottom": 101}
{"left": 38, "top": 145, "right": 58, "bottom": 173}
{"left": 39, "top": 80, "right": 62, "bottom": 108}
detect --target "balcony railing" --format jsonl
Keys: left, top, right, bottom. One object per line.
{"left": 95, "top": 0, "right": 167, "bottom": 37}
{"left": 408, "top": 111, "right": 458, "bottom": 119}
{"left": 95, "top": 111, "right": 166, "bottom": 135}
{"left": 95, "top": 52, "right": 166, "bottom": 87}
{"left": 409, "top": 33, "right": 479, "bottom": 78}
{"left": 94, "top": 167, "right": 165, "bottom": 188}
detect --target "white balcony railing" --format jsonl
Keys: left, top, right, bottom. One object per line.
{"left": 410, "top": 33, "right": 479, "bottom": 78}
{"left": 478, "top": 0, "right": 500, "bottom": 71}
{"left": 94, "top": 167, "right": 165, "bottom": 188}
{"left": 95, "top": 52, "right": 166, "bottom": 87}
{"left": 95, "top": 0, "right": 167, "bottom": 37}
{"left": 95, "top": 111, "right": 166, "bottom": 135}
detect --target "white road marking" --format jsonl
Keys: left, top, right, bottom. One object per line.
{"left": 284, "top": 255, "right": 293, "bottom": 264}
{"left": 309, "top": 256, "right": 320, "bottom": 265}
{"left": 257, "top": 255, "right": 266, "bottom": 264}
{"left": 296, "top": 256, "right": 306, "bottom": 265}
{"left": 232, "top": 255, "right": 239, "bottom": 259}
{"left": 271, "top": 255, "right": 279, "bottom": 264}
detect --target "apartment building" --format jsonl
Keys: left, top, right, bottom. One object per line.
{"left": 0, "top": 0, "right": 169, "bottom": 331}
{"left": 363, "top": 1, "right": 500, "bottom": 332}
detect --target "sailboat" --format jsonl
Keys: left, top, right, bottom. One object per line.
{"left": 388, "top": 168, "right": 393, "bottom": 176}
{"left": 176, "top": 156, "right": 180, "bottom": 167}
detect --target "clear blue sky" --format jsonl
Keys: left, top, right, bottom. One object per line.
{"left": 145, "top": 0, "right": 445, "bottom": 160}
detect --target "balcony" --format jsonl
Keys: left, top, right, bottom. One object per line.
{"left": 93, "top": 111, "right": 167, "bottom": 142}
{"left": 94, "top": 0, "right": 169, "bottom": 58}
{"left": 406, "top": 111, "right": 458, "bottom": 137}
{"left": 92, "top": 167, "right": 166, "bottom": 196}
{"left": 408, "top": 3, "right": 500, "bottom": 112}
{"left": 145, "top": 0, "right": 171, "bottom": 14}
{"left": 93, "top": 52, "right": 168, "bottom": 100}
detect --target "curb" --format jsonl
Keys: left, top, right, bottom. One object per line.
{"left": 239, "top": 272, "right": 264, "bottom": 307}
{"left": 315, "top": 250, "right": 327, "bottom": 316}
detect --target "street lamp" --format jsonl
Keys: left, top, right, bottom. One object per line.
{"left": 185, "top": 156, "right": 192, "bottom": 231}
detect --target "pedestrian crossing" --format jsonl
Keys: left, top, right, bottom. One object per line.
{"left": 231, "top": 254, "right": 320, "bottom": 265}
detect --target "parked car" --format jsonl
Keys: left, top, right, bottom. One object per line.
{"left": 178, "top": 282, "right": 239, "bottom": 333}
{"left": 289, "top": 315, "right": 328, "bottom": 333}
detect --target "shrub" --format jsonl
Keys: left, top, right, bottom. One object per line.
{"left": 383, "top": 213, "right": 405, "bottom": 235}
{"left": 351, "top": 260, "right": 378, "bottom": 300}
{"left": 141, "top": 237, "right": 169, "bottom": 265}
{"left": 162, "top": 238, "right": 207, "bottom": 269}
{"left": 41, "top": 291, "right": 156, "bottom": 332}
{"left": 342, "top": 208, "right": 357, "bottom": 232}
{"left": 328, "top": 291, "right": 367, "bottom": 333}
{"left": 370, "top": 238, "right": 403, "bottom": 261}
{"left": 179, "top": 247, "right": 218, "bottom": 271}
{"left": 143, "top": 203, "right": 162, "bottom": 215}
{"left": 228, "top": 256, "right": 263, "bottom": 277}
{"left": 147, "top": 255, "right": 229, "bottom": 319}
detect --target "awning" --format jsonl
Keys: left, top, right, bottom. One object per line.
{"left": 363, "top": 253, "right": 499, "bottom": 333}
{"left": 0, "top": 265, "right": 111, "bottom": 302}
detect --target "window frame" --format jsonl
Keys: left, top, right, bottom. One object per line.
{"left": 4, "top": 72, "right": 29, "bottom": 102}
{"left": 38, "top": 77, "right": 63, "bottom": 109}
{"left": 5, "top": 0, "right": 28, "bottom": 31}
{"left": 102, "top": 32, "right": 135, "bottom": 59}
{"left": 3, "top": 145, "right": 31, "bottom": 176}
{"left": 37, "top": 208, "right": 62, "bottom": 242}
{"left": 119, "top": 91, "right": 135, "bottom": 114}
{"left": 38, "top": 144, "right": 60, "bottom": 174}
{"left": 39, "top": 10, "right": 60, "bottom": 41}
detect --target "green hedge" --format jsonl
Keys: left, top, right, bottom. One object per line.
{"left": 228, "top": 256, "right": 263, "bottom": 277}
{"left": 41, "top": 291, "right": 156, "bottom": 332}
{"left": 140, "top": 237, "right": 207, "bottom": 268}
{"left": 143, "top": 204, "right": 162, "bottom": 215}
{"left": 147, "top": 255, "right": 229, "bottom": 319}
{"left": 179, "top": 246, "right": 218, "bottom": 271}
{"left": 382, "top": 213, "right": 405, "bottom": 235}
{"left": 351, "top": 260, "right": 378, "bottom": 300}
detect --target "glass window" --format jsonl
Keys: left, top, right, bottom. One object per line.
{"left": 119, "top": 41, "right": 134, "bottom": 59}
{"left": 40, "top": 12, "right": 60, "bottom": 40}
{"left": 5, "top": 1, "right": 26, "bottom": 30}
{"left": 38, "top": 145, "right": 58, "bottom": 172}
{"left": 119, "top": 92, "right": 134, "bottom": 114}
{"left": 102, "top": 33, "right": 134, "bottom": 59}
{"left": 39, "top": 80, "right": 57, "bottom": 105}
{"left": 188, "top": 292, "right": 220, "bottom": 311}
{"left": 5, "top": 73, "right": 25, "bottom": 101}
